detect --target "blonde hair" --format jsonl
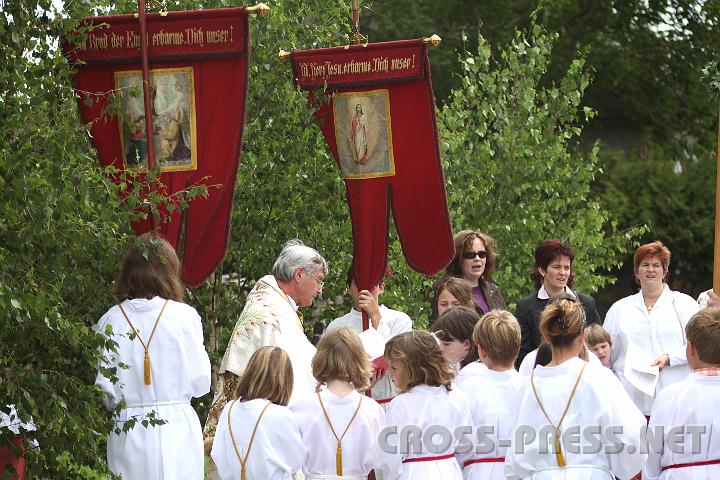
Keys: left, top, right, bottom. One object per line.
{"left": 236, "top": 347, "right": 293, "bottom": 406}
{"left": 686, "top": 307, "right": 720, "bottom": 365}
{"left": 384, "top": 330, "right": 455, "bottom": 393}
{"left": 584, "top": 324, "right": 611, "bottom": 348}
{"left": 313, "top": 327, "right": 372, "bottom": 391}
{"left": 539, "top": 295, "right": 586, "bottom": 347}
{"left": 473, "top": 310, "right": 521, "bottom": 365}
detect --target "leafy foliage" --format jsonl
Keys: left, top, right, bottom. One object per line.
{"left": 365, "top": 0, "right": 720, "bottom": 300}
{"left": 437, "top": 25, "right": 644, "bottom": 306}
{"left": 597, "top": 142, "right": 716, "bottom": 300}
{"left": 1, "top": 0, "right": 354, "bottom": 476}
{"left": 1, "top": 0, "right": 643, "bottom": 477}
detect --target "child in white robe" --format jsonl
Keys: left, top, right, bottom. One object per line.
{"left": 456, "top": 310, "right": 523, "bottom": 480}
{"left": 518, "top": 342, "right": 603, "bottom": 376}
{"left": 326, "top": 266, "right": 412, "bottom": 405}
{"left": 371, "top": 330, "right": 472, "bottom": 480}
{"left": 506, "top": 294, "right": 647, "bottom": 480}
{"left": 585, "top": 324, "right": 613, "bottom": 369}
{"left": 95, "top": 233, "right": 211, "bottom": 480}
{"left": 211, "top": 346, "right": 305, "bottom": 480}
{"left": 432, "top": 306, "right": 482, "bottom": 385}
{"left": 292, "top": 327, "right": 386, "bottom": 480}
{"left": 643, "top": 307, "right": 720, "bottom": 479}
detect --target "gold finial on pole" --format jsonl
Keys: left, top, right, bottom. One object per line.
{"left": 247, "top": 3, "right": 270, "bottom": 16}
{"left": 423, "top": 34, "right": 442, "bottom": 47}
{"left": 350, "top": 0, "right": 368, "bottom": 46}
{"left": 278, "top": 49, "right": 291, "bottom": 61}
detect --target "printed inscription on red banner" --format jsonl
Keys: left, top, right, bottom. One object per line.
{"left": 66, "top": 8, "right": 247, "bottom": 64}
{"left": 293, "top": 41, "right": 423, "bottom": 88}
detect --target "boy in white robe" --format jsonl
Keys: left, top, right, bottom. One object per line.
{"left": 326, "top": 266, "right": 412, "bottom": 404}
{"left": 506, "top": 295, "right": 646, "bottom": 480}
{"left": 211, "top": 347, "right": 305, "bottom": 480}
{"left": 371, "top": 331, "right": 472, "bottom": 480}
{"left": 456, "top": 310, "right": 523, "bottom": 480}
{"left": 292, "top": 327, "right": 386, "bottom": 479}
{"left": 643, "top": 307, "right": 720, "bottom": 479}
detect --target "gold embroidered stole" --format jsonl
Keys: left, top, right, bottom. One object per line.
{"left": 267, "top": 280, "right": 303, "bottom": 329}
{"left": 118, "top": 299, "right": 169, "bottom": 385}
{"left": 317, "top": 391, "right": 364, "bottom": 476}
{"left": 530, "top": 362, "right": 587, "bottom": 467}
{"left": 227, "top": 400, "right": 272, "bottom": 480}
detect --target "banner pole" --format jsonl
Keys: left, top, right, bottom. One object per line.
{"left": 138, "top": 0, "right": 157, "bottom": 230}
{"left": 352, "top": 0, "right": 361, "bottom": 45}
{"left": 714, "top": 102, "right": 720, "bottom": 295}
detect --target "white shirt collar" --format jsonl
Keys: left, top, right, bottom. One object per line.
{"left": 537, "top": 285, "right": 576, "bottom": 300}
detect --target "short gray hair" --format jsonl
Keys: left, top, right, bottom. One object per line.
{"left": 272, "top": 239, "right": 328, "bottom": 282}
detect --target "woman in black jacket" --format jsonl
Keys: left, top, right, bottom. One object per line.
{"left": 514, "top": 239, "right": 602, "bottom": 368}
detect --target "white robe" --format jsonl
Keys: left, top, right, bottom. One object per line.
{"left": 291, "top": 389, "right": 386, "bottom": 478}
{"left": 454, "top": 361, "right": 487, "bottom": 389}
{"left": 604, "top": 286, "right": 698, "bottom": 415}
{"left": 455, "top": 366, "right": 523, "bottom": 480}
{"left": 506, "top": 357, "right": 647, "bottom": 480}
{"left": 211, "top": 398, "right": 305, "bottom": 480}
{"left": 95, "top": 297, "right": 211, "bottom": 480}
{"left": 643, "top": 372, "right": 720, "bottom": 479}
{"left": 218, "top": 275, "right": 317, "bottom": 401}
{"left": 326, "top": 307, "right": 412, "bottom": 402}
{"left": 371, "top": 384, "right": 471, "bottom": 480}
{"left": 204, "top": 276, "right": 317, "bottom": 479}
{"left": 519, "top": 348, "right": 603, "bottom": 376}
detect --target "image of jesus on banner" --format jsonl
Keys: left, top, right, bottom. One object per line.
{"left": 334, "top": 89, "right": 395, "bottom": 179}
{"left": 351, "top": 103, "right": 368, "bottom": 164}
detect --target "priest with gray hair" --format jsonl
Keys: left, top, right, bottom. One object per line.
{"left": 202, "top": 239, "right": 327, "bottom": 477}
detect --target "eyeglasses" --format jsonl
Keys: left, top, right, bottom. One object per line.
{"left": 306, "top": 270, "right": 324, "bottom": 288}
{"left": 462, "top": 250, "right": 487, "bottom": 260}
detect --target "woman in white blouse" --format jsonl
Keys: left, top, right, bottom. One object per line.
{"left": 603, "top": 241, "right": 699, "bottom": 416}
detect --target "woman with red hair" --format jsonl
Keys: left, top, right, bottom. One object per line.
{"left": 515, "top": 240, "right": 602, "bottom": 368}
{"left": 603, "top": 241, "right": 699, "bottom": 417}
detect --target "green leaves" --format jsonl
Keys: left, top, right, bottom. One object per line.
{"left": 437, "top": 22, "right": 641, "bottom": 304}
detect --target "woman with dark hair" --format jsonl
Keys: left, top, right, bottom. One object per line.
{"left": 515, "top": 240, "right": 601, "bottom": 368}
{"left": 95, "top": 233, "right": 211, "bottom": 480}
{"left": 445, "top": 230, "right": 507, "bottom": 315}
{"left": 604, "top": 241, "right": 698, "bottom": 417}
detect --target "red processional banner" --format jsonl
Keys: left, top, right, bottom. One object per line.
{"left": 290, "top": 40, "right": 455, "bottom": 290}
{"left": 65, "top": 7, "right": 251, "bottom": 287}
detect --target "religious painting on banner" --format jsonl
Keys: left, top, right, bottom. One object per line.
{"left": 290, "top": 39, "right": 455, "bottom": 291}
{"left": 115, "top": 68, "right": 197, "bottom": 171}
{"left": 64, "top": 7, "right": 253, "bottom": 287}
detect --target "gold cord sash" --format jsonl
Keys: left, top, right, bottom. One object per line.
{"left": 118, "top": 299, "right": 169, "bottom": 385}
{"left": 530, "top": 362, "right": 587, "bottom": 467}
{"left": 227, "top": 399, "right": 272, "bottom": 480}
{"left": 317, "top": 391, "right": 363, "bottom": 476}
